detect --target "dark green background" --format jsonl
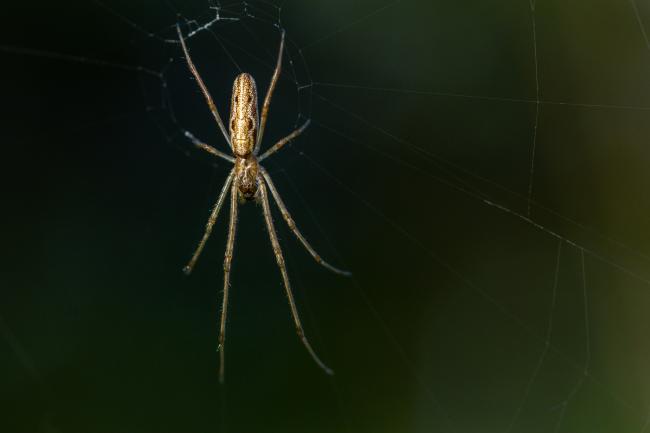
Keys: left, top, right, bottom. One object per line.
{"left": 2, "top": 1, "right": 650, "bottom": 432}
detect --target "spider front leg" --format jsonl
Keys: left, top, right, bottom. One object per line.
{"left": 258, "top": 119, "right": 311, "bottom": 161}
{"left": 255, "top": 29, "right": 285, "bottom": 155}
{"left": 260, "top": 168, "right": 350, "bottom": 276}
{"left": 258, "top": 180, "right": 334, "bottom": 376}
{"left": 177, "top": 24, "right": 231, "bottom": 148}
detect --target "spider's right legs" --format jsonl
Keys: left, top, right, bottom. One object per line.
{"left": 255, "top": 29, "right": 285, "bottom": 154}
{"left": 260, "top": 168, "right": 350, "bottom": 276}
{"left": 218, "top": 181, "right": 239, "bottom": 383}
{"left": 258, "top": 119, "right": 311, "bottom": 161}
{"left": 183, "top": 170, "right": 235, "bottom": 275}
{"left": 258, "top": 180, "right": 334, "bottom": 376}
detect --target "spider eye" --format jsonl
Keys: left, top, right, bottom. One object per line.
{"left": 247, "top": 118, "right": 254, "bottom": 129}
{"left": 230, "top": 119, "right": 236, "bottom": 130}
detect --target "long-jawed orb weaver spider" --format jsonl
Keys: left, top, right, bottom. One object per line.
{"left": 176, "top": 25, "right": 350, "bottom": 382}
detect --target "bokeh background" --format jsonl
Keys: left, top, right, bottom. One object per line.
{"left": 2, "top": 1, "right": 650, "bottom": 432}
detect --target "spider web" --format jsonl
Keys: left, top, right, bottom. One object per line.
{"left": 1, "top": 1, "right": 650, "bottom": 432}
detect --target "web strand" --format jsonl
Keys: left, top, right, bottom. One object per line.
{"left": 505, "top": 240, "right": 562, "bottom": 432}
{"left": 312, "top": 82, "right": 650, "bottom": 112}
{"left": 299, "top": 0, "right": 401, "bottom": 52}
{"left": 628, "top": 0, "right": 650, "bottom": 54}
{"left": 526, "top": 0, "right": 541, "bottom": 217}
{"left": 553, "top": 249, "right": 591, "bottom": 433}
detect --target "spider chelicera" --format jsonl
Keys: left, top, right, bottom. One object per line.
{"left": 176, "top": 25, "right": 350, "bottom": 382}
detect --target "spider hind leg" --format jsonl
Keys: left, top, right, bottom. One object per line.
{"left": 258, "top": 179, "right": 334, "bottom": 376}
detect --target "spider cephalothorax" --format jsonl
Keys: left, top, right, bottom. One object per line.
{"left": 235, "top": 156, "right": 259, "bottom": 200}
{"left": 177, "top": 25, "right": 350, "bottom": 383}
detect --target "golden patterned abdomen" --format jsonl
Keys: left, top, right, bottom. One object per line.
{"left": 229, "top": 73, "right": 258, "bottom": 157}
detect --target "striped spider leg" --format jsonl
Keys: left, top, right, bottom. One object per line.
{"left": 177, "top": 25, "right": 350, "bottom": 382}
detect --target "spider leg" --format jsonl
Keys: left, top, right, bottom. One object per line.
{"left": 258, "top": 180, "right": 334, "bottom": 376}
{"left": 184, "top": 130, "right": 235, "bottom": 163}
{"left": 176, "top": 24, "right": 232, "bottom": 148}
{"left": 260, "top": 168, "right": 351, "bottom": 276}
{"left": 258, "top": 119, "right": 311, "bottom": 162}
{"left": 218, "top": 180, "right": 239, "bottom": 383}
{"left": 183, "top": 170, "right": 235, "bottom": 275}
{"left": 255, "top": 29, "right": 285, "bottom": 155}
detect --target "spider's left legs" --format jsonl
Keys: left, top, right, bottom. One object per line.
{"left": 218, "top": 181, "right": 239, "bottom": 383}
{"left": 258, "top": 119, "right": 311, "bottom": 161}
{"left": 184, "top": 170, "right": 235, "bottom": 275}
{"left": 183, "top": 130, "right": 234, "bottom": 162}
{"left": 258, "top": 180, "right": 334, "bottom": 376}
{"left": 177, "top": 24, "right": 231, "bottom": 147}
{"left": 255, "top": 29, "right": 285, "bottom": 154}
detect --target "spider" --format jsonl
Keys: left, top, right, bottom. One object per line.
{"left": 176, "top": 25, "right": 350, "bottom": 382}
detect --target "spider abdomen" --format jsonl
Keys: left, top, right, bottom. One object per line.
{"left": 229, "top": 73, "right": 258, "bottom": 157}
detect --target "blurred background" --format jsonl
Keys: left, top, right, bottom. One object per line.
{"left": 2, "top": 0, "right": 650, "bottom": 432}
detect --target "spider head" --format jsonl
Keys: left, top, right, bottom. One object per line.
{"left": 235, "top": 156, "right": 259, "bottom": 201}
{"left": 230, "top": 73, "right": 258, "bottom": 157}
